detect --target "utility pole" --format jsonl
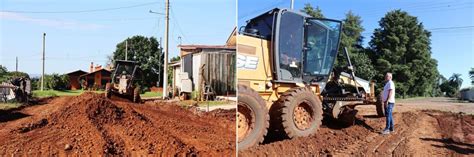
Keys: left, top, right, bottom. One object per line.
{"left": 125, "top": 39, "right": 128, "bottom": 61}
{"left": 149, "top": 4, "right": 168, "bottom": 99}
{"left": 41, "top": 33, "right": 46, "bottom": 91}
{"left": 290, "top": 0, "right": 294, "bottom": 10}
{"left": 15, "top": 56, "right": 18, "bottom": 72}
{"left": 163, "top": 0, "right": 170, "bottom": 99}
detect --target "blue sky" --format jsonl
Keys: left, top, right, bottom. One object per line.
{"left": 1, "top": 0, "right": 235, "bottom": 76}
{"left": 239, "top": 0, "right": 473, "bottom": 88}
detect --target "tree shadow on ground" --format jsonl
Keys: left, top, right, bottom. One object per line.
{"left": 0, "top": 97, "right": 53, "bottom": 123}
{"left": 0, "top": 110, "right": 30, "bottom": 123}
{"left": 420, "top": 137, "right": 474, "bottom": 155}
{"left": 363, "top": 115, "right": 383, "bottom": 119}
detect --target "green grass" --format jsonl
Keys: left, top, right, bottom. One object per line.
{"left": 140, "top": 91, "right": 162, "bottom": 98}
{"left": 32, "top": 89, "right": 161, "bottom": 98}
{"left": 197, "top": 101, "right": 232, "bottom": 107}
{"left": 32, "top": 90, "right": 103, "bottom": 98}
{"left": 178, "top": 100, "right": 233, "bottom": 107}
{"left": 397, "top": 96, "right": 427, "bottom": 101}
{"left": 0, "top": 102, "right": 21, "bottom": 110}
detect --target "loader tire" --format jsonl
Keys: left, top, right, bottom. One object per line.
{"left": 237, "top": 85, "right": 269, "bottom": 150}
{"left": 271, "top": 87, "right": 323, "bottom": 138}
{"left": 105, "top": 83, "right": 111, "bottom": 98}
{"left": 376, "top": 93, "right": 385, "bottom": 117}
{"left": 133, "top": 87, "right": 141, "bottom": 103}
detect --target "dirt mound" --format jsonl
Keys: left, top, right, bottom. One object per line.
{"left": 427, "top": 111, "right": 474, "bottom": 155}
{"left": 206, "top": 108, "right": 236, "bottom": 122}
{"left": 239, "top": 111, "right": 473, "bottom": 156}
{"left": 239, "top": 115, "right": 376, "bottom": 156}
{"left": 0, "top": 92, "right": 235, "bottom": 156}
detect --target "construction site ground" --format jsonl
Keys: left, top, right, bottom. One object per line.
{"left": 0, "top": 92, "right": 236, "bottom": 156}
{"left": 240, "top": 97, "right": 474, "bottom": 156}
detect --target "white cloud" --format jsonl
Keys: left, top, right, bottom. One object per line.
{"left": 0, "top": 12, "right": 105, "bottom": 30}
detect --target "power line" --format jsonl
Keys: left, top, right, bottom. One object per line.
{"left": 429, "top": 26, "right": 474, "bottom": 31}
{"left": 238, "top": 0, "right": 285, "bottom": 21}
{"left": 170, "top": 6, "right": 190, "bottom": 44}
{"left": 1, "top": 2, "right": 159, "bottom": 14}
{"left": 334, "top": 1, "right": 472, "bottom": 19}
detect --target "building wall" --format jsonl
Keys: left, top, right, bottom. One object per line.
{"left": 192, "top": 53, "right": 202, "bottom": 91}
{"left": 95, "top": 72, "right": 102, "bottom": 87}
{"left": 201, "top": 50, "right": 236, "bottom": 95}
{"left": 178, "top": 48, "right": 236, "bottom": 96}
{"left": 174, "top": 66, "right": 182, "bottom": 88}
{"left": 69, "top": 76, "right": 81, "bottom": 90}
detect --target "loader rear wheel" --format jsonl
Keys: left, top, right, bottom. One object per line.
{"left": 133, "top": 87, "right": 141, "bottom": 103}
{"left": 272, "top": 87, "right": 323, "bottom": 138}
{"left": 376, "top": 93, "right": 385, "bottom": 117}
{"left": 237, "top": 85, "right": 268, "bottom": 150}
{"left": 105, "top": 83, "right": 111, "bottom": 98}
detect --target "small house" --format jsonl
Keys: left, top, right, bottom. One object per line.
{"left": 173, "top": 28, "right": 237, "bottom": 98}
{"left": 68, "top": 62, "right": 111, "bottom": 90}
{"left": 66, "top": 70, "right": 87, "bottom": 90}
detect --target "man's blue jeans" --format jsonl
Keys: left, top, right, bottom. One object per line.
{"left": 384, "top": 103, "right": 394, "bottom": 131}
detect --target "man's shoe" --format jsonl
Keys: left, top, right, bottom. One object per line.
{"left": 381, "top": 130, "right": 390, "bottom": 135}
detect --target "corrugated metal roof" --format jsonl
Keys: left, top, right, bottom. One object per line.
{"left": 178, "top": 44, "right": 236, "bottom": 50}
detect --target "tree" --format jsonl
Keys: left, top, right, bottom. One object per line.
{"left": 111, "top": 35, "right": 164, "bottom": 88}
{"left": 369, "top": 10, "right": 439, "bottom": 98}
{"left": 449, "top": 73, "right": 463, "bottom": 89}
{"left": 301, "top": 3, "right": 324, "bottom": 18}
{"left": 335, "top": 11, "right": 376, "bottom": 80}
{"left": 0, "top": 65, "right": 29, "bottom": 83}
{"left": 440, "top": 73, "right": 463, "bottom": 97}
{"left": 469, "top": 68, "right": 474, "bottom": 85}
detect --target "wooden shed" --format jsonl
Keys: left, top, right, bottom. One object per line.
{"left": 178, "top": 45, "right": 236, "bottom": 96}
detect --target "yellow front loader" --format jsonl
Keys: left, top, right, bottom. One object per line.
{"left": 237, "top": 8, "right": 384, "bottom": 150}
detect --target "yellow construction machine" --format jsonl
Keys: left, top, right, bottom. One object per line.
{"left": 237, "top": 8, "right": 384, "bottom": 150}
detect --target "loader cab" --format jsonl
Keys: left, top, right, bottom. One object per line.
{"left": 242, "top": 8, "right": 342, "bottom": 86}
{"left": 111, "top": 60, "right": 142, "bottom": 85}
{"left": 274, "top": 9, "right": 342, "bottom": 85}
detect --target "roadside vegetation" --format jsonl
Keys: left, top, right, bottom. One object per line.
{"left": 0, "top": 102, "right": 21, "bottom": 110}
{"left": 302, "top": 4, "right": 473, "bottom": 98}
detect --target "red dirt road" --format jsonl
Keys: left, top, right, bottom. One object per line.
{"left": 240, "top": 98, "right": 474, "bottom": 156}
{"left": 0, "top": 92, "right": 236, "bottom": 156}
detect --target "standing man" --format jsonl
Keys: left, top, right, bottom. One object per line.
{"left": 382, "top": 72, "right": 395, "bottom": 135}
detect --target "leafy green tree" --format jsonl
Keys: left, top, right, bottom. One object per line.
{"left": 0, "top": 65, "right": 7, "bottom": 74}
{"left": 334, "top": 11, "right": 376, "bottom": 80}
{"left": 111, "top": 35, "right": 164, "bottom": 88}
{"left": 369, "top": 10, "right": 438, "bottom": 98}
{"left": 0, "top": 67, "right": 30, "bottom": 84}
{"left": 301, "top": 3, "right": 324, "bottom": 18}
{"left": 40, "top": 74, "right": 68, "bottom": 90}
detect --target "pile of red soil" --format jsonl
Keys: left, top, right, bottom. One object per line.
{"left": 429, "top": 111, "right": 474, "bottom": 154}
{"left": 0, "top": 92, "right": 235, "bottom": 156}
{"left": 239, "top": 116, "right": 376, "bottom": 156}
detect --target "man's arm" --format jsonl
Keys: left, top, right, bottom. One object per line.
{"left": 385, "top": 89, "right": 392, "bottom": 103}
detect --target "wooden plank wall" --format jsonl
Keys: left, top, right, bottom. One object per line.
{"left": 202, "top": 49, "right": 236, "bottom": 96}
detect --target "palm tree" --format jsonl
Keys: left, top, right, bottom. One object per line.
{"left": 449, "top": 73, "right": 463, "bottom": 89}
{"left": 469, "top": 68, "right": 474, "bottom": 85}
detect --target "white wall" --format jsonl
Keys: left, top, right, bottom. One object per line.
{"left": 192, "top": 53, "right": 202, "bottom": 91}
